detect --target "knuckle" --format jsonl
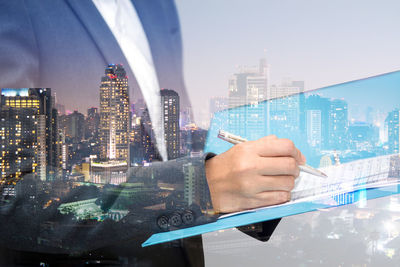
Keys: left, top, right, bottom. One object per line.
{"left": 233, "top": 142, "right": 252, "bottom": 158}
{"left": 285, "top": 157, "right": 297, "bottom": 173}
{"left": 282, "top": 139, "right": 296, "bottom": 154}
{"left": 235, "top": 160, "right": 249, "bottom": 173}
{"left": 235, "top": 157, "right": 257, "bottom": 173}
{"left": 286, "top": 176, "right": 295, "bottom": 191}
{"left": 234, "top": 142, "right": 246, "bottom": 152}
{"left": 294, "top": 166, "right": 300, "bottom": 178}
{"left": 277, "top": 191, "right": 290, "bottom": 203}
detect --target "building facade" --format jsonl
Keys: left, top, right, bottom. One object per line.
{"left": 99, "top": 64, "right": 130, "bottom": 162}
{"left": 386, "top": 109, "right": 400, "bottom": 153}
{"left": 0, "top": 88, "right": 59, "bottom": 183}
{"left": 160, "top": 89, "right": 180, "bottom": 160}
{"left": 227, "top": 59, "right": 269, "bottom": 140}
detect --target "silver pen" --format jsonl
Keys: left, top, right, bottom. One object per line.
{"left": 217, "top": 130, "right": 328, "bottom": 178}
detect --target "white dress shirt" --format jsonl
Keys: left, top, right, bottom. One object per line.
{"left": 92, "top": 0, "right": 168, "bottom": 160}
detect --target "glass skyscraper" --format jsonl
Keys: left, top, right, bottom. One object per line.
{"left": 99, "top": 64, "right": 130, "bottom": 162}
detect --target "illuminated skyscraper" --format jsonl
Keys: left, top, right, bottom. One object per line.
{"left": 99, "top": 64, "right": 130, "bottom": 162}
{"left": 0, "top": 107, "right": 38, "bottom": 189}
{"left": 160, "top": 89, "right": 180, "bottom": 159}
{"left": 0, "top": 88, "right": 58, "bottom": 182}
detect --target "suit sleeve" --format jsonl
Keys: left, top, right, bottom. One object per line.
{"left": 0, "top": 154, "right": 218, "bottom": 254}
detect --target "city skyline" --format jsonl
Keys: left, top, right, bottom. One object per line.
{"left": 177, "top": 0, "right": 400, "bottom": 127}
{"left": 206, "top": 70, "right": 400, "bottom": 169}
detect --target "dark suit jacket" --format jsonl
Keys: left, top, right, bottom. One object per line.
{"left": 0, "top": 0, "right": 212, "bottom": 265}
{"left": 0, "top": 1, "right": 279, "bottom": 265}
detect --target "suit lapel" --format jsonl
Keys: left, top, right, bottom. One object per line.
{"left": 131, "top": 0, "right": 190, "bottom": 109}
{"left": 65, "top": 0, "right": 144, "bottom": 100}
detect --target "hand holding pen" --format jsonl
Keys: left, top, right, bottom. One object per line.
{"left": 205, "top": 130, "right": 311, "bottom": 213}
{"left": 217, "top": 130, "right": 327, "bottom": 178}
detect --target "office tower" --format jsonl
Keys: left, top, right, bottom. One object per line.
{"left": 291, "top": 81, "right": 305, "bottom": 92}
{"left": 306, "top": 110, "right": 322, "bottom": 149}
{"left": 59, "top": 111, "right": 85, "bottom": 143}
{"left": 268, "top": 84, "right": 302, "bottom": 137}
{"left": 160, "top": 89, "right": 180, "bottom": 160}
{"left": 328, "top": 99, "right": 349, "bottom": 150}
{"left": 228, "top": 58, "right": 269, "bottom": 140}
{"left": 130, "top": 117, "right": 144, "bottom": 165}
{"left": 0, "top": 107, "right": 38, "bottom": 193}
{"left": 134, "top": 108, "right": 159, "bottom": 163}
{"left": 86, "top": 107, "right": 100, "bottom": 140}
{"left": 57, "top": 129, "right": 68, "bottom": 175}
{"left": 305, "top": 95, "right": 331, "bottom": 150}
{"left": 386, "top": 109, "right": 400, "bottom": 153}
{"left": 0, "top": 88, "right": 58, "bottom": 182}
{"left": 268, "top": 82, "right": 304, "bottom": 99}
{"left": 209, "top": 97, "right": 228, "bottom": 119}
{"left": 99, "top": 64, "right": 130, "bottom": 161}
{"left": 228, "top": 58, "right": 269, "bottom": 105}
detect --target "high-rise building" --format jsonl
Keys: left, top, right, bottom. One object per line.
{"left": 328, "top": 99, "right": 349, "bottom": 150}
{"left": 305, "top": 95, "right": 331, "bottom": 150}
{"left": 141, "top": 108, "right": 158, "bottom": 162}
{"left": 0, "top": 88, "right": 59, "bottom": 182}
{"left": 386, "top": 109, "right": 400, "bottom": 153}
{"left": 57, "top": 129, "right": 68, "bottom": 177}
{"left": 160, "top": 89, "right": 180, "bottom": 160}
{"left": 0, "top": 107, "right": 38, "bottom": 189}
{"left": 85, "top": 107, "right": 100, "bottom": 140}
{"left": 209, "top": 97, "right": 228, "bottom": 119}
{"left": 306, "top": 109, "right": 322, "bottom": 149}
{"left": 268, "top": 84, "right": 302, "bottom": 137}
{"left": 99, "top": 64, "right": 130, "bottom": 162}
{"left": 227, "top": 58, "right": 269, "bottom": 140}
{"left": 59, "top": 110, "right": 85, "bottom": 143}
